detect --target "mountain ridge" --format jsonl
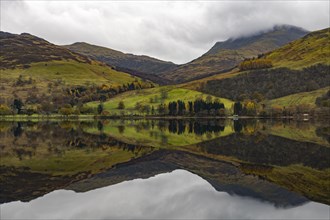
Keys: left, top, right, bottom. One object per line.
{"left": 64, "top": 42, "right": 178, "bottom": 77}
{"left": 160, "top": 25, "right": 309, "bottom": 83}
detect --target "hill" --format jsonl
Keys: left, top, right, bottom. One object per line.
{"left": 64, "top": 42, "right": 177, "bottom": 84}
{"left": 0, "top": 32, "right": 90, "bottom": 68}
{"left": 197, "top": 64, "right": 329, "bottom": 101}
{"left": 85, "top": 86, "right": 233, "bottom": 115}
{"left": 182, "top": 27, "right": 329, "bottom": 103}
{"left": 270, "top": 87, "right": 330, "bottom": 108}
{"left": 161, "top": 25, "right": 308, "bottom": 83}
{"left": 266, "top": 27, "right": 330, "bottom": 68}
{"left": 0, "top": 31, "right": 154, "bottom": 113}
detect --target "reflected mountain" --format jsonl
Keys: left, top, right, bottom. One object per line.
{"left": 68, "top": 149, "right": 308, "bottom": 208}
{"left": 0, "top": 119, "right": 329, "bottom": 207}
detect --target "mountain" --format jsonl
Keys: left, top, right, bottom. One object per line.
{"left": 182, "top": 27, "right": 329, "bottom": 101}
{"left": 0, "top": 32, "right": 91, "bottom": 69}
{"left": 0, "top": 31, "right": 153, "bottom": 109}
{"left": 64, "top": 42, "right": 177, "bottom": 84}
{"left": 161, "top": 25, "right": 309, "bottom": 83}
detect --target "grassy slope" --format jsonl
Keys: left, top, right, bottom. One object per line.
{"left": 267, "top": 28, "right": 330, "bottom": 68}
{"left": 0, "top": 60, "right": 145, "bottom": 100}
{"left": 86, "top": 86, "right": 234, "bottom": 114}
{"left": 1, "top": 60, "right": 139, "bottom": 85}
{"left": 0, "top": 32, "right": 151, "bottom": 104}
{"left": 270, "top": 87, "right": 330, "bottom": 108}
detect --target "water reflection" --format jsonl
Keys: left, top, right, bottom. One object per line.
{"left": 0, "top": 119, "right": 329, "bottom": 218}
{"left": 1, "top": 170, "right": 329, "bottom": 220}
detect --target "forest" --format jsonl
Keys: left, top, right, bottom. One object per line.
{"left": 202, "top": 64, "right": 330, "bottom": 100}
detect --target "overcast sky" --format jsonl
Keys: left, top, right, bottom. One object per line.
{"left": 1, "top": 0, "right": 329, "bottom": 64}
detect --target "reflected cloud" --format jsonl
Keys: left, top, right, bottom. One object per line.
{"left": 1, "top": 170, "right": 329, "bottom": 219}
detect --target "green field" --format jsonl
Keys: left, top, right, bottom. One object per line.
{"left": 86, "top": 86, "right": 234, "bottom": 115}
{"left": 270, "top": 87, "right": 330, "bottom": 108}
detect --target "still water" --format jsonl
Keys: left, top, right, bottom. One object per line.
{"left": 0, "top": 119, "right": 329, "bottom": 219}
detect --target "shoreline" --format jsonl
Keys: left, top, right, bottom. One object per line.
{"left": 0, "top": 114, "right": 325, "bottom": 121}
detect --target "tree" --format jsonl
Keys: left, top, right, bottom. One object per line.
{"left": 97, "top": 103, "right": 104, "bottom": 114}
{"left": 135, "top": 102, "right": 143, "bottom": 113}
{"left": 168, "top": 101, "right": 177, "bottom": 115}
{"left": 188, "top": 101, "right": 193, "bottom": 114}
{"left": 157, "top": 103, "right": 166, "bottom": 115}
{"left": 99, "top": 95, "right": 107, "bottom": 102}
{"left": 118, "top": 101, "right": 125, "bottom": 109}
{"left": 143, "top": 105, "right": 151, "bottom": 114}
{"left": 177, "top": 100, "right": 186, "bottom": 115}
{"left": 13, "top": 99, "right": 24, "bottom": 114}
{"left": 58, "top": 105, "right": 74, "bottom": 115}
{"left": 239, "top": 58, "right": 272, "bottom": 71}
{"left": 160, "top": 89, "right": 168, "bottom": 100}
{"left": 245, "top": 100, "right": 257, "bottom": 116}
{"left": 233, "top": 102, "right": 242, "bottom": 115}
{"left": 252, "top": 92, "right": 264, "bottom": 103}
{"left": 206, "top": 95, "right": 213, "bottom": 103}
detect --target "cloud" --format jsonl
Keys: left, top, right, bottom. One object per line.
{"left": 1, "top": 1, "right": 329, "bottom": 64}
{"left": 1, "top": 170, "right": 329, "bottom": 219}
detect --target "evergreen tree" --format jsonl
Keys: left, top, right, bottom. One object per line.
{"left": 97, "top": 103, "right": 104, "bottom": 114}
{"left": 13, "top": 99, "right": 23, "bottom": 114}
{"left": 118, "top": 101, "right": 125, "bottom": 109}
{"left": 233, "top": 102, "right": 242, "bottom": 115}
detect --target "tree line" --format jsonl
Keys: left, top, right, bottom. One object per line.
{"left": 158, "top": 99, "right": 225, "bottom": 116}
{"left": 239, "top": 58, "right": 272, "bottom": 71}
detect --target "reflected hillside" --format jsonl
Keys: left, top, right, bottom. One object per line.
{"left": 0, "top": 119, "right": 329, "bottom": 205}
{"left": 84, "top": 119, "right": 234, "bottom": 148}
{"left": 0, "top": 121, "right": 154, "bottom": 203}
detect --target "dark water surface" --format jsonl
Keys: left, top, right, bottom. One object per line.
{"left": 0, "top": 119, "right": 329, "bottom": 219}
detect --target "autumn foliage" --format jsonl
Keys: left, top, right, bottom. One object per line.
{"left": 239, "top": 58, "right": 273, "bottom": 71}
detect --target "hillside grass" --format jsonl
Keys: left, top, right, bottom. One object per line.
{"left": 270, "top": 87, "right": 330, "bottom": 108}
{"left": 0, "top": 145, "right": 153, "bottom": 176}
{"left": 0, "top": 60, "right": 139, "bottom": 86}
{"left": 86, "top": 86, "right": 234, "bottom": 115}
{"left": 267, "top": 28, "right": 330, "bottom": 69}
{"left": 0, "top": 60, "right": 146, "bottom": 102}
